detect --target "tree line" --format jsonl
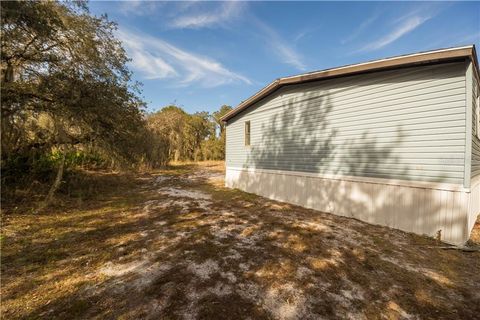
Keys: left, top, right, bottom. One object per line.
{"left": 146, "top": 105, "right": 231, "bottom": 165}
{"left": 1, "top": 1, "right": 231, "bottom": 205}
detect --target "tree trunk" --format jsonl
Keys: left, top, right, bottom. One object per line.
{"left": 37, "top": 148, "right": 66, "bottom": 212}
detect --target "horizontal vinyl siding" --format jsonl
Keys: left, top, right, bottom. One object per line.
{"left": 226, "top": 62, "right": 467, "bottom": 184}
{"left": 472, "top": 74, "right": 480, "bottom": 179}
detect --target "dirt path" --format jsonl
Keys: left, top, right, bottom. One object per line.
{"left": 2, "top": 163, "right": 480, "bottom": 319}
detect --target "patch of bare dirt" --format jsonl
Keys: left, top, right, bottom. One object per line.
{"left": 2, "top": 161, "right": 480, "bottom": 320}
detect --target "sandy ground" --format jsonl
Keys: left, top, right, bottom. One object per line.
{"left": 2, "top": 162, "right": 480, "bottom": 320}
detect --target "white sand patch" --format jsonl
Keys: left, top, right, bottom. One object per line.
{"left": 188, "top": 169, "right": 223, "bottom": 182}
{"left": 296, "top": 266, "right": 314, "bottom": 279}
{"left": 237, "top": 236, "right": 260, "bottom": 248}
{"left": 154, "top": 175, "right": 169, "bottom": 185}
{"left": 99, "top": 258, "right": 172, "bottom": 291}
{"left": 340, "top": 280, "right": 365, "bottom": 302}
{"left": 344, "top": 311, "right": 367, "bottom": 320}
{"left": 171, "top": 199, "right": 195, "bottom": 211}
{"left": 159, "top": 187, "right": 211, "bottom": 200}
{"left": 325, "top": 280, "right": 367, "bottom": 316}
{"left": 223, "top": 248, "right": 242, "bottom": 261}
{"left": 143, "top": 200, "right": 159, "bottom": 207}
{"left": 326, "top": 226, "right": 375, "bottom": 247}
{"left": 236, "top": 282, "right": 261, "bottom": 301}
{"left": 100, "top": 260, "right": 148, "bottom": 277}
{"left": 176, "top": 231, "right": 191, "bottom": 238}
{"left": 263, "top": 283, "right": 307, "bottom": 320}
{"left": 195, "top": 199, "right": 213, "bottom": 211}
{"left": 327, "top": 292, "right": 354, "bottom": 311}
{"left": 238, "top": 262, "right": 252, "bottom": 272}
{"left": 210, "top": 226, "right": 232, "bottom": 239}
{"left": 210, "top": 224, "right": 243, "bottom": 240}
{"left": 132, "top": 262, "right": 172, "bottom": 290}
{"left": 187, "top": 259, "right": 219, "bottom": 280}
{"left": 143, "top": 198, "right": 193, "bottom": 215}
{"left": 181, "top": 288, "right": 202, "bottom": 320}
{"left": 380, "top": 256, "right": 420, "bottom": 272}
{"left": 236, "top": 227, "right": 264, "bottom": 248}
{"left": 143, "top": 297, "right": 170, "bottom": 319}
{"left": 340, "top": 289, "right": 360, "bottom": 301}
{"left": 209, "top": 282, "right": 232, "bottom": 297}
{"left": 141, "top": 200, "right": 160, "bottom": 215}
{"left": 220, "top": 271, "right": 237, "bottom": 283}
{"left": 207, "top": 173, "right": 224, "bottom": 183}
{"left": 380, "top": 256, "right": 453, "bottom": 286}
{"left": 142, "top": 199, "right": 167, "bottom": 215}
{"left": 150, "top": 233, "right": 192, "bottom": 254}
{"left": 148, "top": 187, "right": 215, "bottom": 212}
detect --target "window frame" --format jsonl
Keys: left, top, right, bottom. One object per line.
{"left": 244, "top": 121, "right": 251, "bottom": 147}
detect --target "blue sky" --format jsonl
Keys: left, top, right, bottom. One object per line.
{"left": 89, "top": 1, "right": 480, "bottom": 114}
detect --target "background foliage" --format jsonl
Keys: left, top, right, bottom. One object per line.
{"left": 1, "top": 0, "right": 232, "bottom": 206}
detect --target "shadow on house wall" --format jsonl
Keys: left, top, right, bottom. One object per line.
{"left": 229, "top": 68, "right": 469, "bottom": 244}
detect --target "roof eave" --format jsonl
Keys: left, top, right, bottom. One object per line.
{"left": 221, "top": 45, "right": 478, "bottom": 122}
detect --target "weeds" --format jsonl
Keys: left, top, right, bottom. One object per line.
{"left": 2, "top": 162, "right": 479, "bottom": 320}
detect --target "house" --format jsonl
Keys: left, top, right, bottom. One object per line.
{"left": 221, "top": 45, "right": 480, "bottom": 245}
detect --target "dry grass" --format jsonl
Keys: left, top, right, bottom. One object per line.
{"left": 2, "top": 161, "right": 480, "bottom": 319}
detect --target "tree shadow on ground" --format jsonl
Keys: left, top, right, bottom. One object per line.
{"left": 2, "top": 165, "right": 479, "bottom": 320}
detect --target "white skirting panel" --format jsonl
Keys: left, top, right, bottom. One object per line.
{"left": 468, "top": 177, "right": 480, "bottom": 236}
{"left": 226, "top": 167, "right": 479, "bottom": 245}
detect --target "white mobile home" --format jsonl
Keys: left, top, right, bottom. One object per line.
{"left": 222, "top": 46, "right": 480, "bottom": 245}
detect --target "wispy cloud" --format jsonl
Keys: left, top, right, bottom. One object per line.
{"left": 118, "top": 28, "right": 251, "bottom": 87}
{"left": 294, "top": 26, "right": 320, "bottom": 43}
{"left": 169, "top": 1, "right": 245, "bottom": 29}
{"left": 353, "top": 4, "right": 451, "bottom": 53}
{"left": 358, "top": 14, "right": 431, "bottom": 52}
{"left": 118, "top": 0, "right": 164, "bottom": 16}
{"left": 253, "top": 18, "right": 306, "bottom": 71}
{"left": 341, "top": 13, "right": 379, "bottom": 44}
{"left": 165, "top": 1, "right": 305, "bottom": 71}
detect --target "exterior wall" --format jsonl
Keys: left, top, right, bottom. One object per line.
{"left": 468, "top": 66, "right": 480, "bottom": 236}
{"left": 225, "top": 61, "right": 476, "bottom": 245}
{"left": 472, "top": 72, "right": 480, "bottom": 179}
{"left": 226, "top": 61, "right": 467, "bottom": 185}
{"left": 226, "top": 167, "right": 472, "bottom": 245}
{"left": 468, "top": 177, "right": 480, "bottom": 236}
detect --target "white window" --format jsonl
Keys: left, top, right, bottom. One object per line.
{"left": 245, "top": 121, "right": 251, "bottom": 146}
